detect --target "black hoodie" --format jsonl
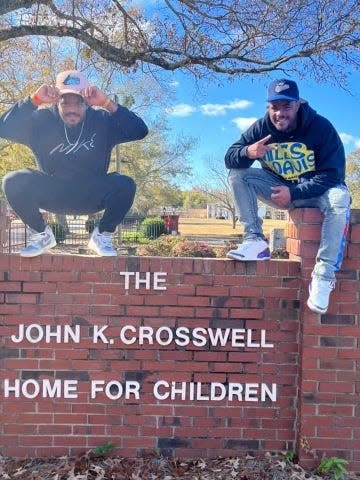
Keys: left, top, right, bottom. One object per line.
{"left": 0, "top": 98, "right": 148, "bottom": 180}
{"left": 224, "top": 102, "right": 346, "bottom": 201}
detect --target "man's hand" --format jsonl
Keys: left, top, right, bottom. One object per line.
{"left": 246, "top": 134, "right": 273, "bottom": 159}
{"left": 270, "top": 186, "right": 291, "bottom": 208}
{"left": 31, "top": 85, "right": 60, "bottom": 106}
{"left": 81, "top": 86, "right": 117, "bottom": 112}
{"left": 81, "top": 86, "right": 107, "bottom": 107}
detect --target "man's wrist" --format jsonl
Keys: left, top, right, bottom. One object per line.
{"left": 30, "top": 94, "right": 42, "bottom": 107}
{"left": 101, "top": 98, "right": 118, "bottom": 113}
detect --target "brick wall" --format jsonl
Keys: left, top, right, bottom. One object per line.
{"left": 0, "top": 208, "right": 359, "bottom": 471}
{"left": 287, "top": 209, "right": 360, "bottom": 470}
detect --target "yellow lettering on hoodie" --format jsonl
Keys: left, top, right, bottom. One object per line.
{"left": 263, "top": 142, "right": 315, "bottom": 181}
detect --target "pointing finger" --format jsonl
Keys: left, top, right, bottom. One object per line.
{"left": 258, "top": 134, "right": 272, "bottom": 145}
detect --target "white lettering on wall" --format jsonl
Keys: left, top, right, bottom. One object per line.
{"left": 90, "top": 380, "right": 140, "bottom": 400}
{"left": 92, "top": 325, "right": 109, "bottom": 343}
{"left": 4, "top": 268, "right": 280, "bottom": 403}
{"left": 119, "top": 271, "right": 167, "bottom": 290}
{"left": 11, "top": 324, "right": 80, "bottom": 344}
{"left": 116, "top": 326, "right": 274, "bottom": 348}
{"left": 153, "top": 381, "right": 277, "bottom": 402}
{"left": 1, "top": 379, "right": 278, "bottom": 403}
{"left": 9, "top": 324, "right": 275, "bottom": 349}
{"left": 3, "top": 379, "right": 78, "bottom": 398}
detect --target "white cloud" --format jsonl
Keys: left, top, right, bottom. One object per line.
{"left": 200, "top": 99, "right": 252, "bottom": 116}
{"left": 166, "top": 103, "right": 197, "bottom": 117}
{"left": 227, "top": 99, "right": 253, "bottom": 110}
{"left": 166, "top": 98, "right": 252, "bottom": 119}
{"left": 232, "top": 117, "right": 258, "bottom": 131}
{"left": 340, "top": 132, "right": 360, "bottom": 149}
{"left": 200, "top": 103, "right": 227, "bottom": 116}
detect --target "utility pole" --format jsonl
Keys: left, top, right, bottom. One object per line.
{"left": 113, "top": 94, "right": 122, "bottom": 246}
{"left": 113, "top": 94, "right": 121, "bottom": 173}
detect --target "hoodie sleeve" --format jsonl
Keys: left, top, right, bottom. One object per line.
{"left": 0, "top": 98, "right": 38, "bottom": 146}
{"left": 104, "top": 104, "right": 148, "bottom": 146}
{"left": 289, "top": 115, "right": 346, "bottom": 201}
{"left": 224, "top": 120, "right": 262, "bottom": 169}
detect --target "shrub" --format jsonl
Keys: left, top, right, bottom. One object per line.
{"left": 136, "top": 235, "right": 181, "bottom": 256}
{"left": 91, "top": 441, "right": 114, "bottom": 457}
{"left": 316, "top": 457, "right": 348, "bottom": 480}
{"left": 140, "top": 216, "right": 165, "bottom": 240}
{"left": 121, "top": 231, "right": 149, "bottom": 244}
{"left": 282, "top": 450, "right": 296, "bottom": 465}
{"left": 172, "top": 240, "right": 216, "bottom": 258}
{"left": 48, "top": 222, "right": 67, "bottom": 243}
{"left": 213, "top": 241, "right": 239, "bottom": 258}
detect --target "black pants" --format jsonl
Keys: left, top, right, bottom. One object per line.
{"left": 2, "top": 169, "right": 136, "bottom": 233}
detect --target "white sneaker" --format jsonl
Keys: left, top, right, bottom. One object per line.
{"left": 88, "top": 227, "right": 117, "bottom": 257}
{"left": 227, "top": 239, "right": 270, "bottom": 261}
{"left": 20, "top": 225, "right": 57, "bottom": 257}
{"left": 307, "top": 277, "right": 335, "bottom": 314}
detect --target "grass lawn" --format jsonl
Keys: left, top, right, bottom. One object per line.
{"left": 177, "top": 217, "right": 288, "bottom": 238}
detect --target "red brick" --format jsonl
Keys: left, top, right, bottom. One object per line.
{"left": 289, "top": 207, "right": 323, "bottom": 223}
{"left": 0, "top": 281, "right": 22, "bottom": 291}
{"left": 196, "top": 286, "right": 230, "bottom": 296}
{"left": 349, "top": 224, "right": 360, "bottom": 242}
{"left": 294, "top": 224, "right": 322, "bottom": 241}
{"left": 160, "top": 306, "right": 195, "bottom": 317}
{"left": 0, "top": 242, "right": 359, "bottom": 470}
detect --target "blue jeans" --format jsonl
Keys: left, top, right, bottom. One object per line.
{"left": 228, "top": 168, "right": 351, "bottom": 281}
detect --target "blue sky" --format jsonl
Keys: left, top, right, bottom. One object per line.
{"left": 130, "top": 0, "right": 360, "bottom": 187}
{"left": 162, "top": 71, "right": 360, "bottom": 187}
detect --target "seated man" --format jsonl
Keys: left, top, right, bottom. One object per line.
{"left": 0, "top": 69, "right": 148, "bottom": 257}
{"left": 224, "top": 79, "right": 351, "bottom": 315}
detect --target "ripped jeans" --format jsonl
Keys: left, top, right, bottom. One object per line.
{"left": 228, "top": 168, "right": 351, "bottom": 281}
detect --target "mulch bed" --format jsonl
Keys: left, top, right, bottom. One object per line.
{"left": 1, "top": 452, "right": 360, "bottom": 480}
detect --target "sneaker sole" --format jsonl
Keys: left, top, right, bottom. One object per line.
{"left": 306, "top": 297, "right": 327, "bottom": 314}
{"left": 88, "top": 239, "right": 117, "bottom": 257}
{"left": 20, "top": 240, "right": 57, "bottom": 258}
{"left": 226, "top": 252, "right": 271, "bottom": 261}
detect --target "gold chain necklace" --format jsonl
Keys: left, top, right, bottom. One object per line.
{"left": 64, "top": 121, "right": 84, "bottom": 146}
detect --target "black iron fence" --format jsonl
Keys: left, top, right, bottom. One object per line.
{"left": 4, "top": 215, "right": 145, "bottom": 254}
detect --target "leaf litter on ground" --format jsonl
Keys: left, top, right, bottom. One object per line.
{"left": 1, "top": 452, "right": 360, "bottom": 480}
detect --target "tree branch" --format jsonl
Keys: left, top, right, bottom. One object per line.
{"left": 1, "top": 0, "right": 360, "bottom": 81}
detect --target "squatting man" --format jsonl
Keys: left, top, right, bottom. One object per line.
{"left": 225, "top": 79, "right": 351, "bottom": 315}
{"left": 0, "top": 69, "right": 148, "bottom": 257}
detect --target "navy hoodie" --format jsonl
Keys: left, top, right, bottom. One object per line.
{"left": 224, "top": 102, "right": 346, "bottom": 201}
{"left": 0, "top": 98, "right": 148, "bottom": 179}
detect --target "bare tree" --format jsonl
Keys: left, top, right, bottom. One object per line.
{"left": 0, "top": 33, "right": 194, "bottom": 212}
{"left": 1, "top": 1, "right": 360, "bottom": 83}
{"left": 118, "top": 124, "right": 194, "bottom": 215}
{"left": 195, "top": 159, "right": 237, "bottom": 228}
